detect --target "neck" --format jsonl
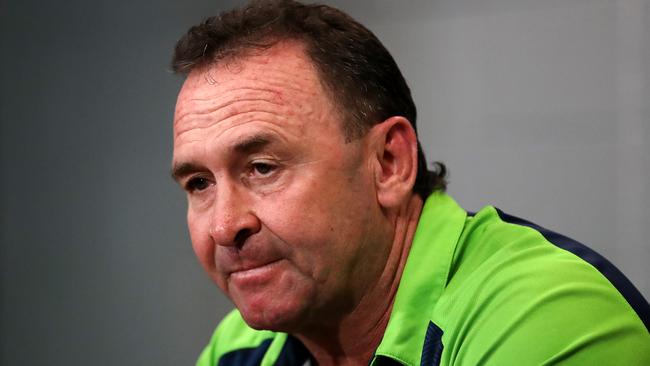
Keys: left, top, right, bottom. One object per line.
{"left": 296, "top": 194, "right": 424, "bottom": 366}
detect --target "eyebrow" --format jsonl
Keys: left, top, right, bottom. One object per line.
{"left": 170, "top": 133, "right": 278, "bottom": 183}
{"left": 232, "top": 133, "right": 273, "bottom": 154}
{"left": 170, "top": 162, "right": 205, "bottom": 183}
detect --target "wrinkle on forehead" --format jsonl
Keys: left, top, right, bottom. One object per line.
{"left": 173, "top": 87, "right": 316, "bottom": 143}
{"left": 175, "top": 87, "right": 285, "bottom": 121}
{"left": 174, "top": 111, "right": 302, "bottom": 146}
{"left": 174, "top": 93, "right": 288, "bottom": 139}
{"left": 174, "top": 81, "right": 318, "bottom": 132}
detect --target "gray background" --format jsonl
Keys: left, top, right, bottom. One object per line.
{"left": 1, "top": 0, "right": 648, "bottom": 364}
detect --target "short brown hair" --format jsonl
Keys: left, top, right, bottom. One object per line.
{"left": 172, "top": 0, "right": 447, "bottom": 197}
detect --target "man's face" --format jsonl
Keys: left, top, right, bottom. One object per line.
{"left": 172, "top": 42, "right": 391, "bottom": 331}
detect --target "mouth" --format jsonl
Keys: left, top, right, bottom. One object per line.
{"left": 229, "top": 259, "right": 283, "bottom": 286}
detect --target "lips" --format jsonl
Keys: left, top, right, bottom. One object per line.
{"left": 229, "top": 259, "right": 284, "bottom": 287}
{"left": 214, "top": 240, "right": 285, "bottom": 286}
{"left": 231, "top": 258, "right": 282, "bottom": 275}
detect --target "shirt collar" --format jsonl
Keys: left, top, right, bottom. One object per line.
{"left": 372, "top": 193, "right": 467, "bottom": 365}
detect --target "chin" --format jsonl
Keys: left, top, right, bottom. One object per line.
{"left": 239, "top": 308, "right": 303, "bottom": 332}
{"left": 236, "top": 295, "right": 308, "bottom": 332}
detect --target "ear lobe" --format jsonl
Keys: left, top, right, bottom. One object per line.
{"left": 372, "top": 116, "right": 418, "bottom": 209}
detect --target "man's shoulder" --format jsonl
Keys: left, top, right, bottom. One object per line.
{"left": 446, "top": 205, "right": 608, "bottom": 283}
{"left": 431, "top": 205, "right": 650, "bottom": 365}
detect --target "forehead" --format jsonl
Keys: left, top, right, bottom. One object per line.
{"left": 173, "top": 42, "right": 338, "bottom": 141}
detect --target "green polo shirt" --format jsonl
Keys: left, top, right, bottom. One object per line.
{"left": 197, "top": 193, "right": 650, "bottom": 365}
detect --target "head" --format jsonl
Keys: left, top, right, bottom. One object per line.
{"left": 171, "top": 0, "right": 446, "bottom": 332}
{"left": 172, "top": 0, "right": 446, "bottom": 197}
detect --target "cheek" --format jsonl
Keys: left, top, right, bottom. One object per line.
{"left": 255, "top": 191, "right": 360, "bottom": 274}
{"left": 187, "top": 211, "right": 217, "bottom": 273}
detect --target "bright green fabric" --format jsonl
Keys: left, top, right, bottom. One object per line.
{"left": 198, "top": 193, "right": 650, "bottom": 365}
{"left": 376, "top": 192, "right": 649, "bottom": 365}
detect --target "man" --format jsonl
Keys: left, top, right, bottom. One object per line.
{"left": 170, "top": 1, "right": 650, "bottom": 365}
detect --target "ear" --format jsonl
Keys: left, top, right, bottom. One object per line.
{"left": 369, "top": 116, "right": 418, "bottom": 209}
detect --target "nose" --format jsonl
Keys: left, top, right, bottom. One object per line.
{"left": 209, "top": 184, "right": 261, "bottom": 248}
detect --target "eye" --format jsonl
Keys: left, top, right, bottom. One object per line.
{"left": 251, "top": 162, "right": 276, "bottom": 176}
{"left": 185, "top": 177, "right": 211, "bottom": 192}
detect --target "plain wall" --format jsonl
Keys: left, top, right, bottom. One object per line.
{"left": 1, "top": 0, "right": 648, "bottom": 365}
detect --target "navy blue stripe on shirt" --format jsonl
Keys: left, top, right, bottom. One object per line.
{"left": 218, "top": 336, "right": 311, "bottom": 366}
{"left": 275, "top": 335, "right": 312, "bottom": 365}
{"left": 496, "top": 208, "right": 650, "bottom": 331}
{"left": 420, "top": 321, "right": 444, "bottom": 366}
{"left": 218, "top": 339, "right": 272, "bottom": 366}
